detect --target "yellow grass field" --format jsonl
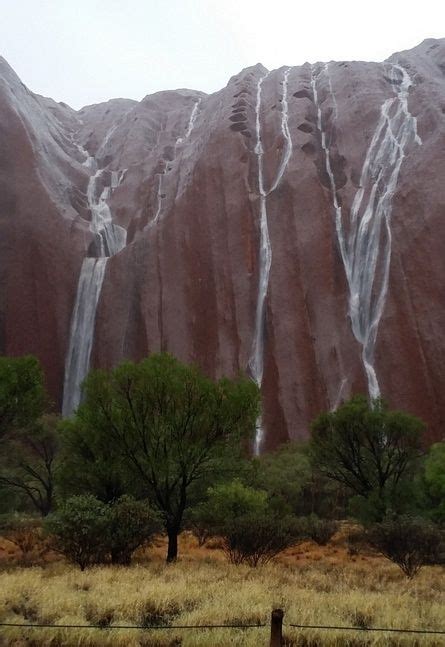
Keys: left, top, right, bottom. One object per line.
{"left": 0, "top": 531, "right": 444, "bottom": 646}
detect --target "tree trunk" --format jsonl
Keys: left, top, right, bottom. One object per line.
{"left": 166, "top": 526, "right": 179, "bottom": 562}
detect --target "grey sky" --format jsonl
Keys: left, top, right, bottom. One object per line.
{"left": 1, "top": 0, "right": 443, "bottom": 110}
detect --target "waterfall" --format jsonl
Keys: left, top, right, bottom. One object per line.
{"left": 62, "top": 258, "right": 107, "bottom": 416}
{"left": 176, "top": 98, "right": 201, "bottom": 146}
{"left": 62, "top": 148, "right": 127, "bottom": 416}
{"left": 250, "top": 68, "right": 293, "bottom": 454}
{"left": 312, "top": 62, "right": 421, "bottom": 401}
{"left": 149, "top": 97, "right": 201, "bottom": 229}
{"left": 86, "top": 163, "right": 127, "bottom": 255}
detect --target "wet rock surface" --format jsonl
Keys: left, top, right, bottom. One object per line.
{"left": 0, "top": 39, "right": 444, "bottom": 446}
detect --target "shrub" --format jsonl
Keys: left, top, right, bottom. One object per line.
{"left": 45, "top": 495, "right": 160, "bottom": 569}
{"left": 364, "top": 516, "right": 444, "bottom": 578}
{"left": 0, "top": 514, "right": 50, "bottom": 564}
{"left": 221, "top": 513, "right": 303, "bottom": 566}
{"left": 44, "top": 495, "right": 109, "bottom": 570}
{"left": 107, "top": 496, "right": 161, "bottom": 564}
{"left": 191, "top": 480, "right": 304, "bottom": 566}
{"left": 302, "top": 514, "right": 339, "bottom": 545}
{"left": 188, "top": 519, "right": 212, "bottom": 547}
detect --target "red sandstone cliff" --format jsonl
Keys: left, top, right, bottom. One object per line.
{"left": 0, "top": 38, "right": 444, "bottom": 447}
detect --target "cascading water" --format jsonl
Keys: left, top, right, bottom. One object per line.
{"left": 62, "top": 148, "right": 127, "bottom": 417}
{"left": 62, "top": 258, "right": 107, "bottom": 416}
{"left": 151, "top": 97, "right": 201, "bottom": 228}
{"left": 86, "top": 160, "right": 127, "bottom": 255}
{"left": 250, "top": 68, "right": 293, "bottom": 454}
{"left": 176, "top": 98, "right": 201, "bottom": 146}
{"left": 312, "top": 62, "right": 421, "bottom": 401}
{"left": 152, "top": 173, "right": 164, "bottom": 226}
{"left": 64, "top": 96, "right": 202, "bottom": 415}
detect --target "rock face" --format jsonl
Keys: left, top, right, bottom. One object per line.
{"left": 0, "top": 39, "right": 444, "bottom": 448}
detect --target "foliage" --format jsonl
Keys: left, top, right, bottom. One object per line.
{"left": 57, "top": 416, "right": 131, "bottom": 504}
{"left": 422, "top": 442, "right": 445, "bottom": 522}
{"left": 363, "top": 516, "right": 444, "bottom": 578}
{"left": 45, "top": 495, "right": 160, "bottom": 569}
{"left": 68, "top": 354, "right": 259, "bottom": 561}
{"left": 250, "top": 441, "right": 312, "bottom": 514}
{"left": 220, "top": 513, "right": 303, "bottom": 566}
{"left": 0, "top": 415, "right": 59, "bottom": 515}
{"left": 249, "top": 440, "right": 348, "bottom": 519}
{"left": 195, "top": 479, "right": 269, "bottom": 525}
{"left": 107, "top": 496, "right": 161, "bottom": 565}
{"left": 45, "top": 495, "right": 109, "bottom": 570}
{"left": 310, "top": 395, "right": 424, "bottom": 521}
{"left": 0, "top": 355, "right": 46, "bottom": 439}
{"left": 192, "top": 480, "right": 304, "bottom": 566}
{"left": 302, "top": 513, "right": 339, "bottom": 545}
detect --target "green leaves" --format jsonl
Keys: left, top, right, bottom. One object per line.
{"left": 310, "top": 395, "right": 425, "bottom": 520}
{"left": 0, "top": 355, "right": 46, "bottom": 438}
{"left": 60, "top": 353, "right": 259, "bottom": 561}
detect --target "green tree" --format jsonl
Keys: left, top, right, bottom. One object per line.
{"left": 250, "top": 441, "right": 311, "bottom": 514}
{"left": 249, "top": 441, "right": 349, "bottom": 519}
{"left": 57, "top": 416, "right": 130, "bottom": 504}
{"left": 422, "top": 442, "right": 445, "bottom": 522}
{"left": 310, "top": 395, "right": 424, "bottom": 521}
{"left": 0, "top": 414, "right": 58, "bottom": 515}
{"left": 0, "top": 356, "right": 46, "bottom": 439}
{"left": 67, "top": 353, "right": 259, "bottom": 561}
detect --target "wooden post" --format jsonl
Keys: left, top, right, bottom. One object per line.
{"left": 270, "top": 608, "right": 284, "bottom": 646}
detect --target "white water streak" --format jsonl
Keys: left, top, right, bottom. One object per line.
{"left": 151, "top": 98, "right": 201, "bottom": 228}
{"left": 152, "top": 173, "right": 164, "bottom": 226}
{"left": 176, "top": 98, "right": 201, "bottom": 146}
{"left": 62, "top": 258, "right": 107, "bottom": 417}
{"left": 312, "top": 62, "right": 421, "bottom": 401}
{"left": 86, "top": 161, "right": 127, "bottom": 256}
{"left": 63, "top": 143, "right": 127, "bottom": 416}
{"left": 250, "top": 68, "right": 293, "bottom": 455}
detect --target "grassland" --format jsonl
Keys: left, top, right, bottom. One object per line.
{"left": 0, "top": 531, "right": 444, "bottom": 646}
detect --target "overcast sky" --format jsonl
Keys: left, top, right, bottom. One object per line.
{"left": 1, "top": 0, "right": 443, "bottom": 109}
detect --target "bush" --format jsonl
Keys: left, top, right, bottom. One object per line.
{"left": 303, "top": 514, "right": 339, "bottom": 545}
{"left": 364, "top": 516, "right": 444, "bottom": 578}
{"left": 45, "top": 495, "right": 109, "bottom": 570}
{"left": 45, "top": 495, "right": 160, "bottom": 569}
{"left": 221, "top": 513, "right": 303, "bottom": 566}
{"left": 188, "top": 518, "right": 212, "bottom": 547}
{"left": 192, "top": 480, "right": 304, "bottom": 566}
{"left": 0, "top": 514, "right": 48, "bottom": 564}
{"left": 107, "top": 496, "right": 161, "bottom": 564}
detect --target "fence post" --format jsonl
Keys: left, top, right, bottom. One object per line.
{"left": 270, "top": 608, "right": 284, "bottom": 646}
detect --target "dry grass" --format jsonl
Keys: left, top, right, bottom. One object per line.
{"left": 0, "top": 531, "right": 444, "bottom": 646}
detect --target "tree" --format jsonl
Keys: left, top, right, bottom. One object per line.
{"left": 57, "top": 416, "right": 131, "bottom": 504}
{"left": 250, "top": 441, "right": 312, "bottom": 515}
{"left": 69, "top": 354, "right": 259, "bottom": 561}
{"left": 363, "top": 516, "right": 444, "bottom": 578}
{"left": 0, "top": 415, "right": 58, "bottom": 515}
{"left": 0, "top": 356, "right": 46, "bottom": 439}
{"left": 310, "top": 395, "right": 424, "bottom": 521}
{"left": 422, "top": 442, "right": 445, "bottom": 522}
{"left": 193, "top": 480, "right": 304, "bottom": 566}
